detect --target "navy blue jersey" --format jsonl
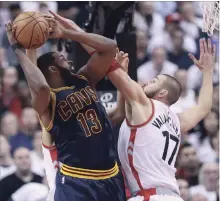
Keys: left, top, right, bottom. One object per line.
{"left": 45, "top": 75, "right": 116, "bottom": 170}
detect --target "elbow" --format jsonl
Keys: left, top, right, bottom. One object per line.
{"left": 106, "top": 39, "right": 117, "bottom": 54}
{"left": 36, "top": 84, "right": 50, "bottom": 96}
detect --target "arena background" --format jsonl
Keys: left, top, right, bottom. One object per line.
{"left": 0, "top": 1, "right": 219, "bottom": 201}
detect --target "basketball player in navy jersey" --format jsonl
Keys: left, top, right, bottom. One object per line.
{"left": 5, "top": 15, "right": 126, "bottom": 201}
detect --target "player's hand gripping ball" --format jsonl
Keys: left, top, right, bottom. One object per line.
{"left": 13, "top": 12, "right": 49, "bottom": 49}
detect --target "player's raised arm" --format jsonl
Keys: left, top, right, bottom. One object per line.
{"left": 107, "top": 49, "right": 150, "bottom": 106}
{"left": 178, "top": 38, "right": 215, "bottom": 133}
{"left": 5, "top": 22, "right": 50, "bottom": 115}
{"left": 106, "top": 51, "right": 129, "bottom": 125}
{"left": 47, "top": 11, "right": 95, "bottom": 54}
{"left": 46, "top": 16, "right": 117, "bottom": 86}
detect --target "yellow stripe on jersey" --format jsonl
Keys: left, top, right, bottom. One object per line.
{"left": 60, "top": 162, "right": 119, "bottom": 180}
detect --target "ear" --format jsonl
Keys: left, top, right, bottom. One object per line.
{"left": 158, "top": 89, "right": 168, "bottom": 98}
{"left": 48, "top": 66, "right": 58, "bottom": 73}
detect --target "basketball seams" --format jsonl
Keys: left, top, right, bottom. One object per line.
{"left": 13, "top": 12, "right": 35, "bottom": 24}
{"left": 16, "top": 18, "right": 36, "bottom": 40}
{"left": 36, "top": 23, "right": 44, "bottom": 46}
{"left": 15, "top": 15, "right": 47, "bottom": 40}
{"left": 28, "top": 22, "right": 39, "bottom": 49}
{"left": 25, "top": 12, "right": 48, "bottom": 45}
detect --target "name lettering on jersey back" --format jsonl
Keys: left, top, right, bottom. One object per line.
{"left": 152, "top": 112, "right": 179, "bottom": 136}
{"left": 57, "top": 86, "right": 99, "bottom": 121}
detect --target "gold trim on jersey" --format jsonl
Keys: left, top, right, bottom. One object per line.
{"left": 77, "top": 75, "right": 89, "bottom": 81}
{"left": 38, "top": 91, "right": 56, "bottom": 132}
{"left": 50, "top": 86, "right": 75, "bottom": 92}
{"left": 60, "top": 162, "right": 119, "bottom": 180}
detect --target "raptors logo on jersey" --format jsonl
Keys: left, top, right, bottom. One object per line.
{"left": 118, "top": 99, "right": 181, "bottom": 196}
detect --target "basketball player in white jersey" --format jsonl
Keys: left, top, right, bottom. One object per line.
{"left": 108, "top": 38, "right": 216, "bottom": 201}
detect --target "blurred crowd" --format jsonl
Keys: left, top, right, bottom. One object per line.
{"left": 0, "top": 1, "right": 219, "bottom": 201}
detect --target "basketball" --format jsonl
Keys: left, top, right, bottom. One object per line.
{"left": 13, "top": 12, "right": 49, "bottom": 49}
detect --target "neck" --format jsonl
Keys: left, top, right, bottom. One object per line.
{"left": 137, "top": 49, "right": 146, "bottom": 60}
{"left": 173, "top": 47, "right": 182, "bottom": 54}
{"left": 0, "top": 155, "right": 13, "bottom": 166}
{"left": 185, "top": 166, "right": 199, "bottom": 176}
{"left": 16, "top": 170, "right": 33, "bottom": 182}
{"left": 49, "top": 78, "right": 66, "bottom": 89}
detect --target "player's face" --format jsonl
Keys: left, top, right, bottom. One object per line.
{"left": 142, "top": 75, "right": 165, "bottom": 99}
{"left": 53, "top": 53, "right": 75, "bottom": 85}
{"left": 53, "top": 52, "right": 74, "bottom": 71}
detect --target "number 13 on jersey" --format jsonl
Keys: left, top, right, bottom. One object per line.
{"left": 77, "top": 109, "right": 102, "bottom": 137}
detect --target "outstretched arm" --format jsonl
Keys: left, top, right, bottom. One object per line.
{"left": 107, "top": 50, "right": 150, "bottom": 107}
{"left": 106, "top": 51, "right": 129, "bottom": 125}
{"left": 5, "top": 22, "right": 50, "bottom": 115}
{"left": 178, "top": 38, "right": 215, "bottom": 133}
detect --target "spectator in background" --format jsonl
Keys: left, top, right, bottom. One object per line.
{"left": 30, "top": 131, "right": 44, "bottom": 177}
{"left": 17, "top": 81, "right": 31, "bottom": 108}
{"left": 0, "top": 3, "right": 22, "bottom": 68}
{"left": 212, "top": 85, "right": 219, "bottom": 114}
{"left": 167, "top": 28, "right": 193, "bottom": 69}
{"left": 197, "top": 111, "right": 219, "bottom": 163}
{"left": 177, "top": 143, "right": 201, "bottom": 187}
{"left": 0, "top": 135, "right": 15, "bottom": 180}
{"left": 199, "top": 163, "right": 219, "bottom": 193}
{"left": 0, "top": 67, "right": 22, "bottom": 117}
{"left": 177, "top": 179, "right": 190, "bottom": 201}
{"left": 137, "top": 47, "right": 178, "bottom": 84}
{"left": 136, "top": 30, "right": 149, "bottom": 67}
{"left": 0, "top": 112, "right": 33, "bottom": 153}
{"left": 20, "top": 107, "right": 39, "bottom": 137}
{"left": 179, "top": 2, "right": 203, "bottom": 39}
{"left": 0, "top": 147, "right": 43, "bottom": 201}
{"left": 133, "top": 1, "right": 165, "bottom": 36}
{"left": 154, "top": 2, "right": 177, "bottom": 18}
{"left": 10, "top": 182, "right": 49, "bottom": 201}
{"left": 171, "top": 69, "right": 196, "bottom": 113}
{"left": 148, "top": 13, "right": 197, "bottom": 54}
{"left": 190, "top": 193, "right": 208, "bottom": 201}
{"left": 187, "top": 62, "right": 219, "bottom": 91}
{"left": 190, "top": 163, "right": 218, "bottom": 201}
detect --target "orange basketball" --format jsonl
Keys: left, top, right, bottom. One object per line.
{"left": 13, "top": 12, "right": 49, "bottom": 49}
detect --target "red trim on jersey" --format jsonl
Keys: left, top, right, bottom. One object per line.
{"left": 127, "top": 128, "right": 143, "bottom": 190}
{"left": 136, "top": 188, "right": 156, "bottom": 201}
{"left": 126, "top": 99, "right": 155, "bottom": 128}
{"left": 107, "top": 59, "right": 119, "bottom": 74}
{"left": 42, "top": 143, "right": 56, "bottom": 150}
{"left": 49, "top": 147, "right": 58, "bottom": 163}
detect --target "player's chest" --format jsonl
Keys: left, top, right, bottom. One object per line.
{"left": 54, "top": 86, "right": 100, "bottom": 121}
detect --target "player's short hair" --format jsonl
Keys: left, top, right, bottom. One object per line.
{"left": 37, "top": 52, "right": 56, "bottom": 78}
{"left": 162, "top": 74, "right": 182, "bottom": 105}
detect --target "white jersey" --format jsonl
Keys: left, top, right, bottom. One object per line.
{"left": 118, "top": 99, "right": 181, "bottom": 195}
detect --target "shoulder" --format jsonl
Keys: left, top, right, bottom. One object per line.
{"left": 0, "top": 173, "right": 16, "bottom": 184}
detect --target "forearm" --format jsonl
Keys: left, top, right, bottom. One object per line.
{"left": 26, "top": 49, "right": 37, "bottom": 65}
{"left": 198, "top": 71, "right": 213, "bottom": 112}
{"left": 65, "top": 23, "right": 95, "bottom": 54}
{"left": 62, "top": 30, "right": 116, "bottom": 53}
{"left": 15, "top": 49, "right": 49, "bottom": 94}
